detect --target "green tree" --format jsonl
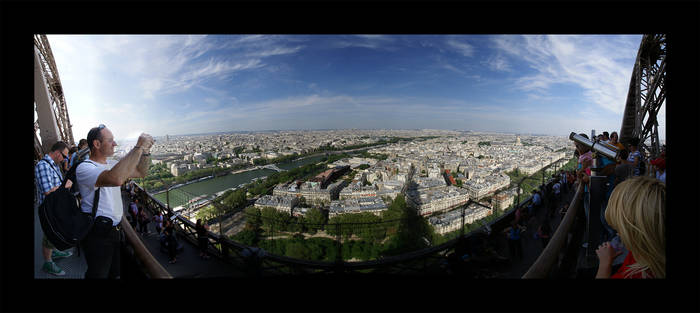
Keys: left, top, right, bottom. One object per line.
{"left": 388, "top": 194, "right": 406, "bottom": 211}
{"left": 380, "top": 194, "right": 432, "bottom": 257}
{"left": 351, "top": 240, "right": 367, "bottom": 260}
{"left": 298, "top": 196, "right": 308, "bottom": 207}
{"left": 195, "top": 205, "right": 218, "bottom": 223}
{"left": 224, "top": 189, "right": 247, "bottom": 211}
{"left": 305, "top": 207, "right": 326, "bottom": 233}
{"left": 289, "top": 215, "right": 306, "bottom": 233}
{"left": 286, "top": 242, "right": 311, "bottom": 259}
{"left": 244, "top": 206, "right": 262, "bottom": 230}
{"left": 232, "top": 229, "right": 259, "bottom": 246}
{"left": 234, "top": 146, "right": 244, "bottom": 157}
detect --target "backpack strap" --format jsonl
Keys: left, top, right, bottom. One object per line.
{"left": 61, "top": 159, "right": 81, "bottom": 189}
{"left": 81, "top": 160, "right": 102, "bottom": 218}
{"left": 39, "top": 159, "right": 63, "bottom": 183}
{"left": 73, "top": 160, "right": 101, "bottom": 257}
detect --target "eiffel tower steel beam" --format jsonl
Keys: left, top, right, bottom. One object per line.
{"left": 34, "top": 35, "right": 75, "bottom": 152}
{"left": 619, "top": 34, "right": 665, "bottom": 159}
{"left": 34, "top": 45, "right": 62, "bottom": 154}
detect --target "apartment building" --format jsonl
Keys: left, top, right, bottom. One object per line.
{"left": 339, "top": 182, "right": 379, "bottom": 199}
{"left": 406, "top": 185, "right": 470, "bottom": 216}
{"left": 329, "top": 196, "right": 388, "bottom": 217}
{"left": 254, "top": 194, "right": 299, "bottom": 215}
{"left": 428, "top": 203, "right": 493, "bottom": 235}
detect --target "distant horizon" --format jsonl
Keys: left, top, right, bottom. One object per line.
{"left": 113, "top": 127, "right": 666, "bottom": 147}
{"left": 146, "top": 128, "right": 565, "bottom": 138}
{"left": 44, "top": 34, "right": 665, "bottom": 143}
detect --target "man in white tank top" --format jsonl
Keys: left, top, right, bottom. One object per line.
{"left": 76, "top": 124, "right": 154, "bottom": 279}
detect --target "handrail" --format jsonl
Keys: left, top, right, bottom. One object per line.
{"left": 121, "top": 214, "right": 173, "bottom": 279}
{"left": 522, "top": 182, "right": 584, "bottom": 278}
{"left": 131, "top": 174, "right": 563, "bottom": 275}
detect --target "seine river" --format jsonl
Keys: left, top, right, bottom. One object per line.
{"left": 152, "top": 155, "right": 326, "bottom": 208}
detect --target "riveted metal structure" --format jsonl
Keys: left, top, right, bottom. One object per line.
{"left": 34, "top": 34, "right": 74, "bottom": 157}
{"left": 619, "top": 34, "right": 666, "bottom": 159}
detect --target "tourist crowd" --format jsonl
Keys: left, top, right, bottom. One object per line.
{"left": 573, "top": 131, "right": 666, "bottom": 279}
{"left": 500, "top": 130, "right": 666, "bottom": 279}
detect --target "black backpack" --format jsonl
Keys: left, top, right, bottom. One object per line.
{"left": 38, "top": 159, "right": 100, "bottom": 252}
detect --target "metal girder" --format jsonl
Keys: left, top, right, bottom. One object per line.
{"left": 619, "top": 34, "right": 666, "bottom": 159}
{"left": 33, "top": 35, "right": 74, "bottom": 150}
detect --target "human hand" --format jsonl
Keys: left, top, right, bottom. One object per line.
{"left": 64, "top": 179, "right": 73, "bottom": 189}
{"left": 48, "top": 185, "right": 59, "bottom": 194}
{"left": 596, "top": 241, "right": 622, "bottom": 266}
{"left": 581, "top": 174, "right": 590, "bottom": 184}
{"left": 136, "top": 133, "right": 155, "bottom": 152}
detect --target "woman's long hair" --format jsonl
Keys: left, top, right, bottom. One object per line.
{"left": 605, "top": 176, "right": 666, "bottom": 278}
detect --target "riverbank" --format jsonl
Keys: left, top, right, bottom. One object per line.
{"left": 151, "top": 150, "right": 365, "bottom": 208}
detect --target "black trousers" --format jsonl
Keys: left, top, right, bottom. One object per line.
{"left": 139, "top": 221, "right": 149, "bottom": 233}
{"left": 167, "top": 236, "right": 177, "bottom": 260}
{"left": 198, "top": 237, "right": 208, "bottom": 254}
{"left": 82, "top": 216, "right": 123, "bottom": 279}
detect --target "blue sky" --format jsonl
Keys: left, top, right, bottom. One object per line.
{"left": 45, "top": 34, "right": 664, "bottom": 143}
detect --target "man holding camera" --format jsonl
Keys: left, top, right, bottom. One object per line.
{"left": 76, "top": 124, "right": 154, "bottom": 278}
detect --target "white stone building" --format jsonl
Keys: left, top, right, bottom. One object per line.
{"left": 254, "top": 194, "right": 299, "bottom": 215}
{"left": 428, "top": 203, "right": 493, "bottom": 235}
{"left": 329, "top": 196, "right": 388, "bottom": 217}
{"left": 405, "top": 185, "right": 470, "bottom": 216}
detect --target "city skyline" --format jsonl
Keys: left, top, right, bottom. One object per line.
{"left": 43, "top": 34, "right": 665, "bottom": 143}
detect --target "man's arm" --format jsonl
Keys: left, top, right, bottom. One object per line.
{"left": 96, "top": 133, "right": 154, "bottom": 187}
{"left": 131, "top": 154, "right": 150, "bottom": 178}
{"left": 44, "top": 185, "right": 59, "bottom": 195}
{"left": 96, "top": 147, "right": 145, "bottom": 187}
{"left": 36, "top": 163, "right": 57, "bottom": 195}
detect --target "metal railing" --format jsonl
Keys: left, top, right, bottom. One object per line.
{"left": 120, "top": 212, "right": 173, "bottom": 278}
{"left": 130, "top": 174, "right": 564, "bottom": 276}
{"left": 522, "top": 182, "right": 584, "bottom": 278}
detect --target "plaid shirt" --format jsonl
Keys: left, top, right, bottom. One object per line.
{"left": 35, "top": 154, "right": 63, "bottom": 205}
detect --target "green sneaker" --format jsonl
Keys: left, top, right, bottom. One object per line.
{"left": 42, "top": 261, "right": 66, "bottom": 276}
{"left": 51, "top": 250, "right": 73, "bottom": 260}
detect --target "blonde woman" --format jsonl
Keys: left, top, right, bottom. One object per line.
{"left": 595, "top": 176, "right": 665, "bottom": 278}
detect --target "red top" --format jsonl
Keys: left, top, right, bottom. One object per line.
{"left": 611, "top": 251, "right": 654, "bottom": 279}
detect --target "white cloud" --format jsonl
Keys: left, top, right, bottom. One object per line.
{"left": 246, "top": 45, "right": 304, "bottom": 58}
{"left": 332, "top": 35, "right": 397, "bottom": 51}
{"left": 445, "top": 38, "right": 475, "bottom": 57}
{"left": 493, "top": 35, "right": 642, "bottom": 116}
{"left": 484, "top": 54, "right": 511, "bottom": 72}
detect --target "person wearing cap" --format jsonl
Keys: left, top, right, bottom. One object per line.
{"left": 76, "top": 124, "right": 154, "bottom": 278}
{"left": 650, "top": 158, "right": 665, "bottom": 183}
